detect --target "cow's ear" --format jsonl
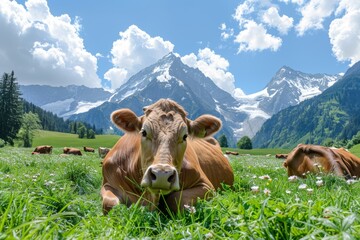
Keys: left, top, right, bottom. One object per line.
{"left": 188, "top": 115, "right": 222, "bottom": 138}
{"left": 111, "top": 109, "right": 142, "bottom": 132}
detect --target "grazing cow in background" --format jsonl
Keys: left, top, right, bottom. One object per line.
{"left": 101, "top": 99, "right": 234, "bottom": 214}
{"left": 63, "top": 147, "right": 82, "bottom": 156}
{"left": 84, "top": 146, "right": 95, "bottom": 152}
{"left": 225, "top": 151, "right": 239, "bottom": 156}
{"left": 275, "top": 154, "right": 288, "bottom": 159}
{"left": 283, "top": 144, "right": 360, "bottom": 179}
{"left": 98, "top": 147, "right": 111, "bottom": 158}
{"left": 33, "top": 145, "right": 53, "bottom": 154}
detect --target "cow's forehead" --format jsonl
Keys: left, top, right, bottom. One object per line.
{"left": 144, "top": 109, "right": 187, "bottom": 132}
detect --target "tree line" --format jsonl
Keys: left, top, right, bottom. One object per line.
{"left": 0, "top": 71, "right": 102, "bottom": 147}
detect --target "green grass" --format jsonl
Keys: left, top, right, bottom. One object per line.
{"left": 223, "top": 147, "right": 291, "bottom": 156}
{"left": 350, "top": 144, "right": 360, "bottom": 157}
{"left": 31, "top": 130, "right": 120, "bottom": 149}
{"left": 1, "top": 146, "right": 360, "bottom": 239}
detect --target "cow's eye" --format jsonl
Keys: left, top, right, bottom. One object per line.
{"left": 141, "top": 129, "right": 147, "bottom": 138}
{"left": 183, "top": 134, "right": 188, "bottom": 141}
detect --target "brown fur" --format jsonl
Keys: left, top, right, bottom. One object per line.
{"left": 101, "top": 99, "right": 234, "bottom": 214}
{"left": 33, "top": 145, "right": 53, "bottom": 154}
{"left": 63, "top": 147, "right": 82, "bottom": 156}
{"left": 283, "top": 144, "right": 360, "bottom": 178}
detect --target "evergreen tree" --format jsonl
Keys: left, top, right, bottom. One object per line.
{"left": 0, "top": 71, "right": 23, "bottom": 145}
{"left": 87, "top": 129, "right": 96, "bottom": 139}
{"left": 218, "top": 134, "right": 228, "bottom": 147}
{"left": 17, "top": 112, "right": 41, "bottom": 147}
{"left": 77, "top": 124, "right": 86, "bottom": 138}
{"left": 237, "top": 136, "right": 253, "bottom": 149}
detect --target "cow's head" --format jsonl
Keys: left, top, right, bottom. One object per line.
{"left": 283, "top": 144, "right": 341, "bottom": 177}
{"left": 111, "top": 99, "right": 221, "bottom": 196}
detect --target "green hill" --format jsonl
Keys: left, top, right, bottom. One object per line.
{"left": 32, "top": 130, "right": 119, "bottom": 149}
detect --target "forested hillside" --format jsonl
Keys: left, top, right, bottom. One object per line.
{"left": 22, "top": 100, "right": 100, "bottom": 134}
{"left": 252, "top": 68, "right": 360, "bottom": 148}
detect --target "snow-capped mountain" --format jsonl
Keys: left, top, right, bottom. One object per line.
{"left": 20, "top": 85, "right": 112, "bottom": 118}
{"left": 71, "top": 53, "right": 247, "bottom": 146}
{"left": 20, "top": 53, "right": 341, "bottom": 146}
{"left": 256, "top": 66, "right": 340, "bottom": 115}
{"left": 232, "top": 66, "right": 341, "bottom": 137}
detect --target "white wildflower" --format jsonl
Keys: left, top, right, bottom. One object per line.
{"left": 299, "top": 184, "right": 307, "bottom": 190}
{"left": 259, "top": 175, "right": 271, "bottom": 180}
{"left": 316, "top": 180, "right": 324, "bottom": 187}
{"left": 184, "top": 204, "right": 196, "bottom": 214}
{"left": 307, "top": 188, "right": 314, "bottom": 194}
{"left": 285, "top": 190, "right": 291, "bottom": 194}
{"left": 263, "top": 188, "right": 271, "bottom": 196}
{"left": 251, "top": 186, "right": 259, "bottom": 193}
{"left": 288, "top": 175, "right": 298, "bottom": 182}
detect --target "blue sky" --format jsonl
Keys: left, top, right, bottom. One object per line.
{"left": 0, "top": 0, "right": 359, "bottom": 96}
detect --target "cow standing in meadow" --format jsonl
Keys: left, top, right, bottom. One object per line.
{"left": 101, "top": 99, "right": 234, "bottom": 214}
{"left": 283, "top": 144, "right": 360, "bottom": 178}
{"left": 32, "top": 145, "right": 53, "bottom": 154}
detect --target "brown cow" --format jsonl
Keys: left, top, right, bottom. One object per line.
{"left": 101, "top": 99, "right": 234, "bottom": 214}
{"left": 225, "top": 151, "right": 239, "bottom": 156}
{"left": 275, "top": 154, "right": 288, "bottom": 159}
{"left": 33, "top": 145, "right": 53, "bottom": 154}
{"left": 98, "top": 147, "right": 111, "bottom": 158}
{"left": 63, "top": 147, "right": 82, "bottom": 156}
{"left": 84, "top": 146, "right": 95, "bottom": 152}
{"left": 283, "top": 144, "right": 360, "bottom": 179}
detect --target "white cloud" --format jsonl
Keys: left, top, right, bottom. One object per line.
{"left": 0, "top": 0, "right": 101, "bottom": 87}
{"left": 296, "top": 0, "right": 339, "bottom": 36}
{"left": 329, "top": 0, "right": 360, "bottom": 65}
{"left": 234, "top": 20, "right": 282, "bottom": 52}
{"left": 181, "top": 48, "right": 245, "bottom": 97}
{"left": 278, "top": 0, "right": 305, "bottom": 5}
{"left": 104, "top": 25, "right": 174, "bottom": 90}
{"left": 262, "top": 7, "right": 293, "bottom": 35}
{"left": 232, "top": 1, "right": 283, "bottom": 52}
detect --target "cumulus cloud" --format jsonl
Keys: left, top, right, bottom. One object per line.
{"left": 181, "top": 48, "right": 245, "bottom": 97}
{"left": 262, "top": 7, "right": 293, "bottom": 35}
{"left": 0, "top": 0, "right": 101, "bottom": 87}
{"left": 232, "top": 1, "right": 283, "bottom": 52}
{"left": 278, "top": 0, "right": 305, "bottom": 5}
{"left": 234, "top": 20, "right": 282, "bottom": 52}
{"left": 104, "top": 25, "right": 174, "bottom": 90}
{"left": 296, "top": 0, "right": 338, "bottom": 36}
{"left": 329, "top": 0, "right": 360, "bottom": 65}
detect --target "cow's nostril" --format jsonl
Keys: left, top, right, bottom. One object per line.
{"left": 150, "top": 171, "right": 157, "bottom": 181}
{"left": 167, "top": 172, "right": 175, "bottom": 183}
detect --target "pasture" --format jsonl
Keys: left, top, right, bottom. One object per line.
{"left": 1, "top": 145, "right": 360, "bottom": 239}
{"left": 31, "top": 130, "right": 120, "bottom": 149}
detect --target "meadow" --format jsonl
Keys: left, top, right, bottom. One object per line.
{"left": 1, "top": 136, "right": 360, "bottom": 239}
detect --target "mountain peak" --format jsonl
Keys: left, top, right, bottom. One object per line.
{"left": 343, "top": 60, "right": 360, "bottom": 78}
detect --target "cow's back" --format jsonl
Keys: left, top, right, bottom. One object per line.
{"left": 187, "top": 138, "right": 234, "bottom": 189}
{"left": 334, "top": 148, "right": 360, "bottom": 178}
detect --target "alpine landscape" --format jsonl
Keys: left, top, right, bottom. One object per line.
{"left": 1, "top": 1, "right": 360, "bottom": 239}
{"left": 20, "top": 53, "right": 343, "bottom": 147}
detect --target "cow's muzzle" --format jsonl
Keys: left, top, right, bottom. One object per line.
{"left": 141, "top": 164, "right": 180, "bottom": 194}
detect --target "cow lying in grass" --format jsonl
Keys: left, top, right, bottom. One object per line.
{"left": 32, "top": 145, "right": 53, "bottom": 154}
{"left": 283, "top": 144, "right": 360, "bottom": 179}
{"left": 101, "top": 99, "right": 234, "bottom": 214}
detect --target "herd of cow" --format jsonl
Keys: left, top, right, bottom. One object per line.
{"left": 32, "top": 145, "right": 111, "bottom": 158}
{"left": 30, "top": 99, "right": 360, "bottom": 214}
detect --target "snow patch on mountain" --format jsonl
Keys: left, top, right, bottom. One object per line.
{"left": 62, "top": 100, "right": 106, "bottom": 118}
